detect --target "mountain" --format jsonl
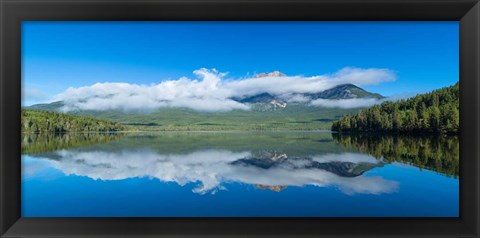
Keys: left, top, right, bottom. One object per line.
{"left": 28, "top": 101, "right": 66, "bottom": 112}
{"left": 229, "top": 83, "right": 383, "bottom": 111}
{"left": 306, "top": 83, "right": 384, "bottom": 100}
{"left": 240, "top": 71, "right": 383, "bottom": 102}
{"left": 235, "top": 92, "right": 287, "bottom": 111}
{"left": 253, "top": 70, "right": 286, "bottom": 78}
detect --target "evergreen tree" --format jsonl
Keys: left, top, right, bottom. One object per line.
{"left": 22, "top": 109, "right": 125, "bottom": 133}
{"left": 332, "top": 82, "right": 459, "bottom": 134}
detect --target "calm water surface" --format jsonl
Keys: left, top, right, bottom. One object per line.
{"left": 21, "top": 132, "right": 459, "bottom": 217}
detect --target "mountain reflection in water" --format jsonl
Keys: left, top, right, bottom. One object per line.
{"left": 21, "top": 132, "right": 459, "bottom": 217}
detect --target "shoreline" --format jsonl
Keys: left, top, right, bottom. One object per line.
{"left": 20, "top": 130, "right": 459, "bottom": 137}
{"left": 22, "top": 129, "right": 334, "bottom": 134}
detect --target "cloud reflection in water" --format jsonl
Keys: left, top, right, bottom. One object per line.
{"left": 25, "top": 149, "right": 399, "bottom": 195}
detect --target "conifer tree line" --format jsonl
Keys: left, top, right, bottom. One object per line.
{"left": 332, "top": 82, "right": 459, "bottom": 134}
{"left": 22, "top": 109, "right": 125, "bottom": 133}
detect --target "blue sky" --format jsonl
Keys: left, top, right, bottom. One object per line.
{"left": 22, "top": 21, "right": 458, "bottom": 106}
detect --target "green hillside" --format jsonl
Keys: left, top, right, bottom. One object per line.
{"left": 22, "top": 109, "right": 125, "bottom": 133}
{"left": 332, "top": 83, "right": 459, "bottom": 134}
{"left": 66, "top": 105, "right": 361, "bottom": 131}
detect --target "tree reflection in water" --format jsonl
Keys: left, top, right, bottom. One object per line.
{"left": 332, "top": 133, "right": 459, "bottom": 177}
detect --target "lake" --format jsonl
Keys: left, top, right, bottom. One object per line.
{"left": 21, "top": 131, "right": 459, "bottom": 217}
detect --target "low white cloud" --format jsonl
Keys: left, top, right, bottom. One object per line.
{"left": 279, "top": 93, "right": 311, "bottom": 103}
{"left": 52, "top": 67, "right": 396, "bottom": 112}
{"left": 25, "top": 149, "right": 398, "bottom": 195}
{"left": 309, "top": 91, "right": 420, "bottom": 109}
{"left": 225, "top": 67, "right": 395, "bottom": 97}
{"left": 310, "top": 98, "right": 382, "bottom": 109}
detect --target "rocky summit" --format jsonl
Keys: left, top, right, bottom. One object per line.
{"left": 254, "top": 71, "right": 286, "bottom": 78}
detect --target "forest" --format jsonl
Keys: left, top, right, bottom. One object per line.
{"left": 22, "top": 109, "right": 125, "bottom": 133}
{"left": 331, "top": 83, "right": 459, "bottom": 134}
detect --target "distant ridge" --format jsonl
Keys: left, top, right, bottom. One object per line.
{"left": 28, "top": 101, "right": 65, "bottom": 112}
{"left": 306, "top": 83, "right": 384, "bottom": 100}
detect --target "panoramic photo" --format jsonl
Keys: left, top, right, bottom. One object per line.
{"left": 21, "top": 21, "right": 459, "bottom": 217}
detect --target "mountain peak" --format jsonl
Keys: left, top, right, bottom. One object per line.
{"left": 336, "top": 83, "right": 360, "bottom": 88}
{"left": 254, "top": 71, "right": 286, "bottom": 78}
{"left": 255, "top": 184, "right": 287, "bottom": 192}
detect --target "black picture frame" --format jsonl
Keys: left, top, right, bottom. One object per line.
{"left": 1, "top": 0, "right": 479, "bottom": 237}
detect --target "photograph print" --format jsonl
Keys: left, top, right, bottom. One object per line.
{"left": 21, "top": 21, "right": 459, "bottom": 217}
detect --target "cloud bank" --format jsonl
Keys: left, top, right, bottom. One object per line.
{"left": 52, "top": 67, "right": 396, "bottom": 112}
{"left": 311, "top": 98, "right": 382, "bottom": 108}
{"left": 24, "top": 149, "right": 398, "bottom": 195}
